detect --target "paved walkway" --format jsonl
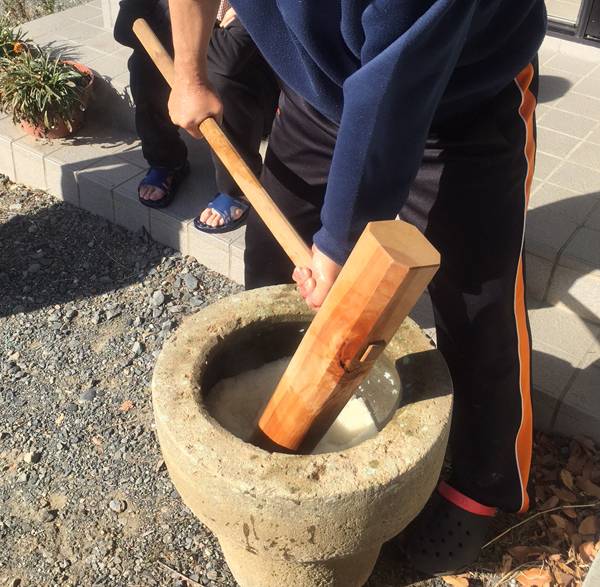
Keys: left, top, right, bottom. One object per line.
{"left": 0, "top": 1, "right": 598, "bottom": 441}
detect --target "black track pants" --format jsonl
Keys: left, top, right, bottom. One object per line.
{"left": 245, "top": 63, "right": 538, "bottom": 513}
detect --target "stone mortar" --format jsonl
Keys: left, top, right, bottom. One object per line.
{"left": 152, "top": 284, "right": 453, "bottom": 587}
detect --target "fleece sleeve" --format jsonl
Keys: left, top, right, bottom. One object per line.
{"left": 312, "top": 0, "right": 478, "bottom": 265}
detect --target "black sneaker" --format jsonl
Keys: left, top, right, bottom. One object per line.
{"left": 404, "top": 481, "right": 497, "bottom": 576}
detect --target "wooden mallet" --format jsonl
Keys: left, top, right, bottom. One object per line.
{"left": 133, "top": 19, "right": 440, "bottom": 453}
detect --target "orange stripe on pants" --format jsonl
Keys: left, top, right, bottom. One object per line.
{"left": 513, "top": 63, "right": 536, "bottom": 514}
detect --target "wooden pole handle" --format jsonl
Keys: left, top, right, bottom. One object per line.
{"left": 132, "top": 18, "right": 312, "bottom": 269}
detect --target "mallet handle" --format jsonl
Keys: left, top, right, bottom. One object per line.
{"left": 132, "top": 18, "right": 312, "bottom": 269}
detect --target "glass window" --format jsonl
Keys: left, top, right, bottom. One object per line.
{"left": 546, "top": 0, "right": 583, "bottom": 25}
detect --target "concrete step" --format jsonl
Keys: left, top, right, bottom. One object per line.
{"left": 0, "top": 114, "right": 245, "bottom": 284}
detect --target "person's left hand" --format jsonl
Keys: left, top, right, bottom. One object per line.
{"left": 220, "top": 7, "right": 237, "bottom": 28}
{"left": 292, "top": 245, "right": 342, "bottom": 310}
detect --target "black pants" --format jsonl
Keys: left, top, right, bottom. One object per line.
{"left": 245, "top": 65, "right": 538, "bottom": 514}
{"left": 114, "top": 1, "right": 279, "bottom": 198}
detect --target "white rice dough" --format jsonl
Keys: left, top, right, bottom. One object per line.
{"left": 206, "top": 357, "right": 400, "bottom": 454}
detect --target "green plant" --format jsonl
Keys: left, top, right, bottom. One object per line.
{"left": 0, "top": 47, "right": 90, "bottom": 132}
{"left": 0, "top": 16, "right": 31, "bottom": 58}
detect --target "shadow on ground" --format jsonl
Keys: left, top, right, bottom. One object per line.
{"left": 528, "top": 191, "right": 600, "bottom": 436}
{"left": 538, "top": 74, "right": 573, "bottom": 104}
{"left": 0, "top": 194, "right": 164, "bottom": 319}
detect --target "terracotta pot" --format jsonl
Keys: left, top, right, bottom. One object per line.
{"left": 19, "top": 61, "right": 95, "bottom": 140}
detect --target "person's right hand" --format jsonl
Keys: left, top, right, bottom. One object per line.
{"left": 168, "top": 79, "right": 223, "bottom": 140}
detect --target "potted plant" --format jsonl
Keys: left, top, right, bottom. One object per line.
{"left": 0, "top": 47, "right": 94, "bottom": 139}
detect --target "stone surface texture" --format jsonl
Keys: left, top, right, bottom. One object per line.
{"left": 152, "top": 285, "right": 453, "bottom": 587}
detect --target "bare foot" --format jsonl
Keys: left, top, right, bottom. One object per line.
{"left": 198, "top": 198, "right": 247, "bottom": 227}
{"left": 139, "top": 176, "right": 173, "bottom": 202}
{"left": 139, "top": 184, "right": 164, "bottom": 202}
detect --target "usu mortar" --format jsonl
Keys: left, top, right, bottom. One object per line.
{"left": 152, "top": 284, "right": 453, "bottom": 587}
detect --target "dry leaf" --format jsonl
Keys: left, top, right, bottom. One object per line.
{"left": 561, "top": 469, "right": 575, "bottom": 491}
{"left": 551, "top": 514, "right": 576, "bottom": 534}
{"left": 570, "top": 533, "right": 583, "bottom": 550}
{"left": 549, "top": 526, "right": 569, "bottom": 546}
{"left": 563, "top": 508, "right": 577, "bottom": 519}
{"left": 567, "top": 445, "right": 587, "bottom": 476}
{"left": 119, "top": 400, "right": 134, "bottom": 412}
{"left": 574, "top": 436, "right": 597, "bottom": 454}
{"left": 540, "top": 495, "right": 560, "bottom": 510}
{"left": 55, "top": 413, "right": 64, "bottom": 426}
{"left": 582, "top": 461, "right": 596, "bottom": 482}
{"left": 539, "top": 452, "right": 556, "bottom": 465}
{"left": 549, "top": 553, "right": 562, "bottom": 562}
{"left": 541, "top": 467, "right": 558, "bottom": 482}
{"left": 442, "top": 575, "right": 469, "bottom": 587}
{"left": 515, "top": 567, "right": 552, "bottom": 586}
{"left": 578, "top": 515, "right": 599, "bottom": 536}
{"left": 552, "top": 487, "right": 578, "bottom": 503}
{"left": 552, "top": 568, "right": 574, "bottom": 586}
{"left": 576, "top": 477, "right": 600, "bottom": 499}
{"left": 556, "top": 561, "right": 576, "bottom": 576}
{"left": 509, "top": 546, "right": 544, "bottom": 563}
{"left": 578, "top": 541, "right": 597, "bottom": 563}
{"left": 501, "top": 553, "right": 513, "bottom": 574}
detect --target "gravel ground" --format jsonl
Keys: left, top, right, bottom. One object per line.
{"left": 1, "top": 1, "right": 87, "bottom": 23}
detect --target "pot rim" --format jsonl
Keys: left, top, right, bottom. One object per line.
{"left": 61, "top": 60, "right": 95, "bottom": 88}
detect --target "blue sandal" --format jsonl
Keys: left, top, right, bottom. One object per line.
{"left": 193, "top": 193, "right": 250, "bottom": 234}
{"left": 138, "top": 161, "right": 190, "bottom": 209}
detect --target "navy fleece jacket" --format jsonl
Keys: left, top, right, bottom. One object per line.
{"left": 230, "top": 0, "right": 547, "bottom": 265}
